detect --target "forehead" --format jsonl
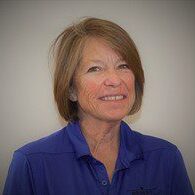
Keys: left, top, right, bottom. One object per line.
{"left": 81, "top": 37, "right": 123, "bottom": 64}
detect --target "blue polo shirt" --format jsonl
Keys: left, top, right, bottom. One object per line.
{"left": 3, "top": 121, "right": 193, "bottom": 195}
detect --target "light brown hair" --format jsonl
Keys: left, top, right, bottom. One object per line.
{"left": 51, "top": 17, "right": 145, "bottom": 122}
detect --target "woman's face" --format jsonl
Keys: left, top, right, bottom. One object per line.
{"left": 72, "top": 37, "right": 135, "bottom": 122}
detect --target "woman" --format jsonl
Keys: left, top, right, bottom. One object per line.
{"left": 3, "top": 17, "right": 193, "bottom": 195}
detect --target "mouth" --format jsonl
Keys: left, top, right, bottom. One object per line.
{"left": 99, "top": 95, "right": 126, "bottom": 101}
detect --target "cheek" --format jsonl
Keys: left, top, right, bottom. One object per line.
{"left": 76, "top": 79, "right": 99, "bottom": 100}
{"left": 129, "top": 79, "right": 135, "bottom": 93}
{"left": 123, "top": 73, "right": 135, "bottom": 91}
{"left": 76, "top": 79, "right": 102, "bottom": 113}
{"left": 124, "top": 74, "right": 136, "bottom": 106}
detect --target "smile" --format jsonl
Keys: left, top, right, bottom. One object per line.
{"left": 100, "top": 95, "right": 126, "bottom": 101}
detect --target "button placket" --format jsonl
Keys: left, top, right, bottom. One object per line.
{"left": 92, "top": 161, "right": 109, "bottom": 187}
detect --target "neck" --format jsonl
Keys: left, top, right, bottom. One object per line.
{"left": 79, "top": 116, "right": 121, "bottom": 156}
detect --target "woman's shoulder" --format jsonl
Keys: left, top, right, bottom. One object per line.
{"left": 122, "top": 121, "right": 177, "bottom": 153}
{"left": 132, "top": 129, "right": 178, "bottom": 155}
{"left": 129, "top": 129, "right": 183, "bottom": 164}
{"left": 15, "top": 126, "right": 74, "bottom": 156}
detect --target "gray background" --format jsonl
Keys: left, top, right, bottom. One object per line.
{"left": 1, "top": 0, "right": 195, "bottom": 193}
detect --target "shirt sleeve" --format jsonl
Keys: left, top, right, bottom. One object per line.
{"left": 3, "top": 151, "right": 35, "bottom": 195}
{"left": 171, "top": 148, "right": 194, "bottom": 195}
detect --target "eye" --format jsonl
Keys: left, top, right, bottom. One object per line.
{"left": 87, "top": 66, "right": 102, "bottom": 73}
{"left": 117, "top": 64, "right": 130, "bottom": 70}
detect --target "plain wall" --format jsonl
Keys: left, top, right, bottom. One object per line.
{"left": 0, "top": 0, "right": 195, "bottom": 193}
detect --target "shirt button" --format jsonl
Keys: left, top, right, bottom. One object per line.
{"left": 101, "top": 180, "right": 108, "bottom": 186}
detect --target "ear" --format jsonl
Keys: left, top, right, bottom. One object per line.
{"left": 69, "top": 86, "right": 77, "bottom": 102}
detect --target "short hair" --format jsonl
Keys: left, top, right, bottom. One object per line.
{"left": 51, "top": 17, "right": 145, "bottom": 122}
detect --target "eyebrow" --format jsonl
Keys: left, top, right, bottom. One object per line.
{"left": 87, "top": 58, "right": 125, "bottom": 65}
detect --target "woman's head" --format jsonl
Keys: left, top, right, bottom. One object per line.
{"left": 52, "top": 17, "right": 145, "bottom": 122}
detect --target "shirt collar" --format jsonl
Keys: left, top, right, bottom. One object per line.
{"left": 66, "top": 120, "right": 144, "bottom": 166}
{"left": 117, "top": 121, "right": 144, "bottom": 170}
{"left": 66, "top": 121, "right": 91, "bottom": 159}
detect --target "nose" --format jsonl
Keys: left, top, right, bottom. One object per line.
{"left": 104, "top": 70, "right": 121, "bottom": 87}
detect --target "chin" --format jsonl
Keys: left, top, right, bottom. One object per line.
{"left": 99, "top": 112, "right": 127, "bottom": 122}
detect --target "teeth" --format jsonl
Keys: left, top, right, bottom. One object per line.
{"left": 102, "top": 95, "right": 124, "bottom": 101}
{"left": 115, "top": 95, "right": 123, "bottom": 100}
